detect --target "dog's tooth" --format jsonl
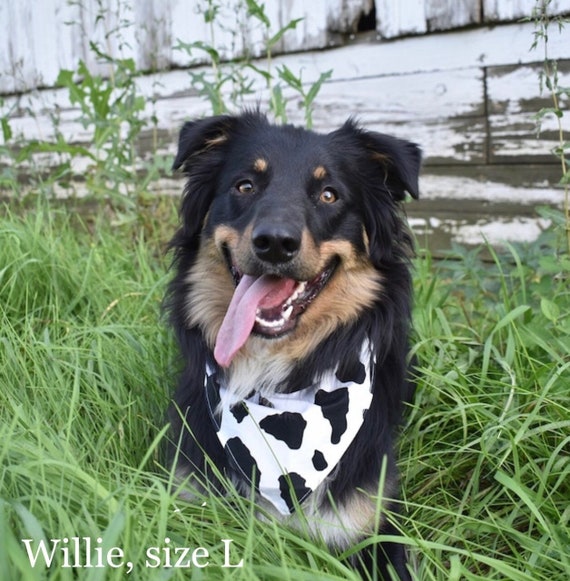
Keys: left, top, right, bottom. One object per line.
{"left": 282, "top": 305, "right": 293, "bottom": 320}
{"left": 288, "top": 281, "right": 307, "bottom": 304}
{"left": 256, "top": 314, "right": 286, "bottom": 329}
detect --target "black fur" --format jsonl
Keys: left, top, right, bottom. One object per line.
{"left": 165, "top": 112, "right": 420, "bottom": 580}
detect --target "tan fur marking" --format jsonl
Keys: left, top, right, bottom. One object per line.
{"left": 313, "top": 165, "right": 327, "bottom": 180}
{"left": 185, "top": 236, "right": 235, "bottom": 348}
{"left": 253, "top": 158, "right": 268, "bottom": 172}
{"left": 215, "top": 223, "right": 255, "bottom": 275}
{"left": 315, "top": 489, "right": 377, "bottom": 547}
{"left": 306, "top": 471, "right": 399, "bottom": 548}
{"left": 370, "top": 151, "right": 390, "bottom": 164}
{"left": 281, "top": 466, "right": 399, "bottom": 548}
{"left": 205, "top": 134, "right": 229, "bottom": 149}
{"left": 213, "top": 224, "right": 240, "bottom": 251}
{"left": 362, "top": 227, "right": 370, "bottom": 255}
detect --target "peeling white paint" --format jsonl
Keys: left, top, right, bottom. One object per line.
{"left": 419, "top": 175, "right": 564, "bottom": 205}
{"left": 451, "top": 217, "right": 552, "bottom": 245}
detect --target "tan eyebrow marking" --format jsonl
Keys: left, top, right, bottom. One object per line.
{"left": 253, "top": 158, "right": 268, "bottom": 172}
{"left": 313, "top": 165, "right": 327, "bottom": 179}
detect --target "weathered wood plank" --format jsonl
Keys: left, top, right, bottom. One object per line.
{"left": 425, "top": 0, "right": 481, "bottom": 32}
{"left": 409, "top": 173, "right": 562, "bottom": 250}
{"left": 426, "top": 163, "right": 563, "bottom": 189}
{"left": 489, "top": 113, "right": 563, "bottom": 164}
{"left": 4, "top": 96, "right": 486, "bottom": 168}
{"left": 376, "top": 0, "right": 428, "bottom": 38}
{"left": 135, "top": 0, "right": 173, "bottom": 71}
{"left": 408, "top": 207, "right": 553, "bottom": 251}
{"left": 378, "top": 0, "right": 482, "bottom": 38}
{"left": 487, "top": 61, "right": 570, "bottom": 115}
{"left": 328, "top": 0, "right": 375, "bottom": 33}
{"left": 2, "top": 18, "right": 569, "bottom": 99}
{"left": 0, "top": 0, "right": 78, "bottom": 94}
{"left": 483, "top": 0, "right": 570, "bottom": 21}
{"left": 74, "top": 0, "right": 138, "bottom": 76}
{"left": 309, "top": 69, "right": 485, "bottom": 122}
{"left": 170, "top": 0, "right": 253, "bottom": 67}
{"left": 418, "top": 173, "right": 563, "bottom": 204}
{"left": 283, "top": 69, "right": 487, "bottom": 165}
{"left": 278, "top": 0, "right": 329, "bottom": 53}
{"left": 209, "top": 21, "right": 570, "bottom": 85}
{"left": 487, "top": 60, "right": 570, "bottom": 164}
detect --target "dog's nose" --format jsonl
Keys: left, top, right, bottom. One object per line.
{"left": 252, "top": 224, "right": 301, "bottom": 264}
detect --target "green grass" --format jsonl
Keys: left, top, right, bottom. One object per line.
{"left": 1, "top": 199, "right": 569, "bottom": 580}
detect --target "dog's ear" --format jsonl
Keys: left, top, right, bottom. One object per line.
{"left": 364, "top": 131, "right": 421, "bottom": 200}
{"left": 170, "top": 115, "right": 243, "bottom": 246}
{"left": 172, "top": 115, "right": 237, "bottom": 173}
{"left": 335, "top": 121, "right": 421, "bottom": 201}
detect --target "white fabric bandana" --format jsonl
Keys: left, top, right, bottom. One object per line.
{"left": 204, "top": 340, "right": 374, "bottom": 515}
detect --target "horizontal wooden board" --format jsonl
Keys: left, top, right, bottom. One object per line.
{"left": 487, "top": 61, "right": 570, "bottom": 115}
{"left": 2, "top": 16, "right": 570, "bottom": 98}
{"left": 418, "top": 173, "right": 563, "bottom": 205}
{"left": 424, "top": 163, "right": 563, "bottom": 188}
{"left": 488, "top": 113, "right": 563, "bottom": 164}
{"left": 486, "top": 60, "right": 569, "bottom": 164}
{"left": 3, "top": 21, "right": 568, "bottom": 111}
{"left": 308, "top": 68, "right": 486, "bottom": 121}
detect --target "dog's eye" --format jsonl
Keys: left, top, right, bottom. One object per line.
{"left": 236, "top": 180, "right": 254, "bottom": 195}
{"left": 319, "top": 188, "right": 338, "bottom": 204}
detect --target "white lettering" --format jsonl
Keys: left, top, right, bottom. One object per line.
{"left": 21, "top": 539, "right": 60, "bottom": 567}
{"left": 221, "top": 539, "right": 243, "bottom": 568}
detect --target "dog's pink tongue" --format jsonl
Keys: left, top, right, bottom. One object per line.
{"left": 214, "top": 274, "right": 296, "bottom": 367}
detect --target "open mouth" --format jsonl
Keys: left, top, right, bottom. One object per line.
{"left": 213, "top": 248, "right": 338, "bottom": 367}
{"left": 247, "top": 262, "right": 337, "bottom": 337}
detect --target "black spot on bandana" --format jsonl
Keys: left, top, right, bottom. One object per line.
{"left": 225, "top": 437, "right": 261, "bottom": 489}
{"left": 259, "top": 412, "right": 306, "bottom": 450}
{"left": 314, "top": 387, "right": 349, "bottom": 444}
{"left": 278, "top": 472, "right": 311, "bottom": 513}
{"left": 335, "top": 359, "right": 366, "bottom": 384}
{"left": 230, "top": 401, "right": 249, "bottom": 423}
{"left": 312, "top": 450, "right": 328, "bottom": 471}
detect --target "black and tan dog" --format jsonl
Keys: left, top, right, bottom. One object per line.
{"left": 165, "top": 112, "right": 420, "bottom": 580}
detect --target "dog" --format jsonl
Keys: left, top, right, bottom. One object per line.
{"left": 165, "top": 111, "right": 420, "bottom": 580}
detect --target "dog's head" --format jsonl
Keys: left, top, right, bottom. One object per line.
{"left": 171, "top": 112, "right": 420, "bottom": 368}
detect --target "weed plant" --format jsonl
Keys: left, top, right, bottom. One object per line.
{"left": 174, "top": 0, "right": 331, "bottom": 126}
{"left": 528, "top": 0, "right": 570, "bottom": 257}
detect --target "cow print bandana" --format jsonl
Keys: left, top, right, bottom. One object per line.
{"left": 204, "top": 341, "right": 374, "bottom": 515}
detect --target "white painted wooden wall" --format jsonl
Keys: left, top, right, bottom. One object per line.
{"left": 2, "top": 0, "right": 570, "bottom": 249}
{"left": 2, "top": 0, "right": 570, "bottom": 95}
